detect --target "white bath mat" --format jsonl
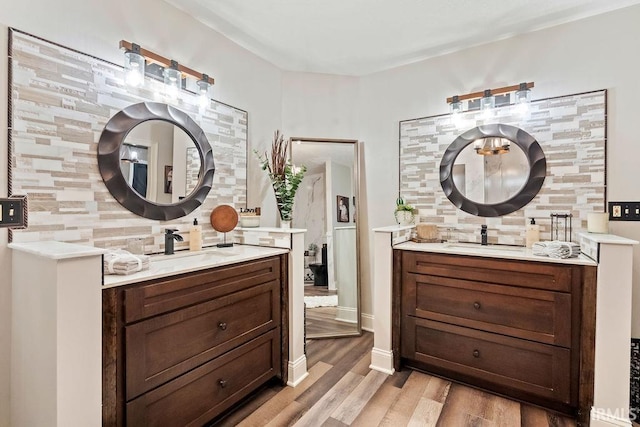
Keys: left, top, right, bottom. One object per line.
{"left": 304, "top": 295, "right": 338, "bottom": 308}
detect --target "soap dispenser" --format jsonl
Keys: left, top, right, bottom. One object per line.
{"left": 525, "top": 218, "right": 540, "bottom": 248}
{"left": 189, "top": 218, "right": 202, "bottom": 251}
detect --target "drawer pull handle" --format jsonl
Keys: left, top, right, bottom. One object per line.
{"left": 473, "top": 302, "right": 481, "bottom": 310}
{"left": 218, "top": 379, "right": 227, "bottom": 388}
{"left": 473, "top": 350, "right": 480, "bottom": 358}
{"left": 218, "top": 322, "right": 227, "bottom": 331}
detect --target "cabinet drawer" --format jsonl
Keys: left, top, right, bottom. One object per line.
{"left": 402, "top": 317, "right": 571, "bottom": 404}
{"left": 125, "top": 281, "right": 280, "bottom": 399}
{"left": 403, "top": 251, "right": 572, "bottom": 292}
{"left": 404, "top": 273, "right": 571, "bottom": 346}
{"left": 124, "top": 256, "right": 281, "bottom": 322}
{"left": 126, "top": 330, "right": 279, "bottom": 427}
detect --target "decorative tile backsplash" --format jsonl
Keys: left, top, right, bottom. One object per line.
{"left": 233, "top": 229, "right": 293, "bottom": 249}
{"left": 400, "top": 90, "right": 606, "bottom": 245}
{"left": 9, "top": 30, "right": 247, "bottom": 254}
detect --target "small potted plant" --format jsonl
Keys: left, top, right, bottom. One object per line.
{"left": 255, "top": 130, "right": 306, "bottom": 227}
{"left": 395, "top": 196, "right": 416, "bottom": 225}
{"left": 307, "top": 243, "right": 318, "bottom": 257}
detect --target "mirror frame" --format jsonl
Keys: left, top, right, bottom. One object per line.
{"left": 439, "top": 124, "right": 546, "bottom": 217}
{"left": 98, "top": 102, "right": 215, "bottom": 220}
{"left": 290, "top": 137, "right": 362, "bottom": 339}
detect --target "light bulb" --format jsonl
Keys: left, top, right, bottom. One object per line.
{"left": 124, "top": 47, "right": 145, "bottom": 87}
{"left": 196, "top": 77, "right": 211, "bottom": 109}
{"left": 164, "top": 61, "right": 182, "bottom": 98}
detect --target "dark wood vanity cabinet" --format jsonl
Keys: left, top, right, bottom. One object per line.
{"left": 394, "top": 250, "right": 596, "bottom": 420}
{"left": 103, "top": 255, "right": 288, "bottom": 427}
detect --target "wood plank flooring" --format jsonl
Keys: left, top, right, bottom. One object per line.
{"left": 306, "top": 307, "right": 359, "bottom": 336}
{"left": 214, "top": 332, "right": 577, "bottom": 427}
{"left": 305, "top": 284, "right": 358, "bottom": 337}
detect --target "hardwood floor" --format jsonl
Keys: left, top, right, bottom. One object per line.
{"left": 214, "top": 332, "right": 577, "bottom": 427}
{"left": 305, "top": 284, "right": 358, "bottom": 337}
{"left": 306, "top": 307, "right": 359, "bottom": 336}
{"left": 304, "top": 284, "right": 337, "bottom": 297}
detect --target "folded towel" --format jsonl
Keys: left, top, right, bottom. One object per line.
{"left": 104, "top": 249, "right": 150, "bottom": 275}
{"left": 531, "top": 241, "right": 581, "bottom": 259}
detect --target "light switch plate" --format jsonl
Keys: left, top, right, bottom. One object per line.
{"left": 0, "top": 195, "right": 28, "bottom": 228}
{"left": 608, "top": 201, "right": 640, "bottom": 221}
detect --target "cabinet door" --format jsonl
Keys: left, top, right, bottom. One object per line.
{"left": 126, "top": 281, "right": 280, "bottom": 399}
{"left": 124, "top": 256, "right": 281, "bottom": 322}
{"left": 403, "top": 273, "right": 571, "bottom": 346}
{"left": 402, "top": 317, "right": 572, "bottom": 405}
{"left": 126, "top": 330, "right": 279, "bottom": 427}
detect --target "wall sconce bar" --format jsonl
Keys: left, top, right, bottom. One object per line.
{"left": 119, "top": 40, "right": 214, "bottom": 85}
{"left": 446, "top": 82, "right": 534, "bottom": 103}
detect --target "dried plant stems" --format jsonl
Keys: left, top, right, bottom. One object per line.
{"left": 255, "top": 130, "right": 306, "bottom": 221}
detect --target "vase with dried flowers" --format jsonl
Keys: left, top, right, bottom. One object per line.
{"left": 255, "top": 130, "right": 306, "bottom": 227}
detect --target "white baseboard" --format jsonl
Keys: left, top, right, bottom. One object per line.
{"left": 335, "top": 306, "right": 357, "bottom": 324}
{"left": 361, "top": 313, "right": 374, "bottom": 332}
{"left": 370, "top": 347, "right": 394, "bottom": 375}
{"left": 287, "top": 355, "right": 309, "bottom": 387}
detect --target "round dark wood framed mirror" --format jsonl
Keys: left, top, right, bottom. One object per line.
{"left": 439, "top": 124, "right": 546, "bottom": 217}
{"left": 98, "top": 102, "right": 215, "bottom": 220}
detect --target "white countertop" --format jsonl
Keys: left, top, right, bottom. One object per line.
{"left": 578, "top": 232, "right": 639, "bottom": 245}
{"left": 235, "top": 227, "right": 306, "bottom": 234}
{"left": 103, "top": 244, "right": 289, "bottom": 288}
{"left": 8, "top": 241, "right": 106, "bottom": 260}
{"left": 394, "top": 241, "right": 597, "bottom": 266}
{"left": 372, "top": 225, "right": 414, "bottom": 233}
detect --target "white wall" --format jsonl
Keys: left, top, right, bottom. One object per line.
{"left": 281, "top": 71, "right": 360, "bottom": 139}
{"left": 357, "top": 5, "right": 640, "bottom": 330}
{"left": 0, "top": 1, "right": 283, "bottom": 425}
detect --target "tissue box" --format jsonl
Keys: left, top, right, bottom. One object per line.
{"left": 239, "top": 215, "right": 261, "bottom": 228}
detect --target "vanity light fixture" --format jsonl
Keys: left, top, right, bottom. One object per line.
{"left": 474, "top": 137, "right": 511, "bottom": 156}
{"left": 446, "top": 82, "right": 534, "bottom": 114}
{"left": 120, "top": 145, "right": 140, "bottom": 163}
{"left": 119, "top": 40, "right": 215, "bottom": 97}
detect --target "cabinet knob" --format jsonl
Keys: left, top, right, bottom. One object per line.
{"left": 473, "top": 349, "right": 480, "bottom": 358}
{"left": 473, "top": 302, "right": 481, "bottom": 310}
{"left": 218, "top": 322, "right": 227, "bottom": 331}
{"left": 218, "top": 379, "right": 227, "bottom": 388}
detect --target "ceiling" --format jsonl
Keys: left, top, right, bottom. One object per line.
{"left": 164, "top": 0, "right": 640, "bottom": 76}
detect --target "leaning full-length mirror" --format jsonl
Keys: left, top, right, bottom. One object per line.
{"left": 291, "top": 138, "right": 361, "bottom": 338}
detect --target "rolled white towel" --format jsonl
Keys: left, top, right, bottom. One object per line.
{"left": 104, "top": 249, "right": 150, "bottom": 275}
{"left": 531, "top": 241, "right": 580, "bottom": 259}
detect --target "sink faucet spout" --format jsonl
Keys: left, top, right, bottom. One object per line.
{"left": 164, "top": 229, "right": 183, "bottom": 255}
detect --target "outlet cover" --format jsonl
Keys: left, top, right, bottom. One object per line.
{"left": 608, "top": 201, "right": 640, "bottom": 221}
{"left": 0, "top": 195, "right": 27, "bottom": 228}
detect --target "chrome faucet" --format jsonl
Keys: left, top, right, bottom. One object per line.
{"left": 164, "top": 229, "right": 184, "bottom": 255}
{"left": 480, "top": 225, "right": 488, "bottom": 246}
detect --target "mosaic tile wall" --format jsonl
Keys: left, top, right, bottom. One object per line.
{"left": 233, "top": 229, "right": 293, "bottom": 249}
{"left": 9, "top": 30, "right": 248, "bottom": 254}
{"left": 400, "top": 90, "right": 606, "bottom": 245}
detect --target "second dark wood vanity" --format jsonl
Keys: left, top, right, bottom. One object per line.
{"left": 393, "top": 249, "right": 597, "bottom": 423}
{"left": 102, "top": 254, "right": 288, "bottom": 426}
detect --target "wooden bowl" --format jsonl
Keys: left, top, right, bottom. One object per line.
{"left": 210, "top": 205, "right": 239, "bottom": 233}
